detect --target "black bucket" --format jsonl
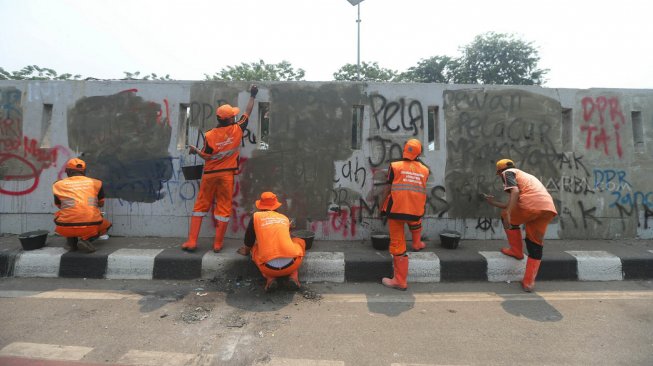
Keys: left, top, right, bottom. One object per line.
{"left": 371, "top": 233, "right": 390, "bottom": 250}
{"left": 440, "top": 230, "right": 461, "bottom": 249}
{"left": 292, "top": 230, "right": 315, "bottom": 250}
{"left": 18, "top": 230, "right": 49, "bottom": 250}
{"left": 182, "top": 165, "right": 203, "bottom": 180}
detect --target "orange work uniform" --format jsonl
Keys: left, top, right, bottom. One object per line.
{"left": 244, "top": 210, "right": 306, "bottom": 278}
{"left": 500, "top": 168, "right": 557, "bottom": 245}
{"left": 193, "top": 114, "right": 249, "bottom": 222}
{"left": 52, "top": 176, "right": 111, "bottom": 240}
{"left": 382, "top": 159, "right": 430, "bottom": 255}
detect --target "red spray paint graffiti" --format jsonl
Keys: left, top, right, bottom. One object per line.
{"left": 580, "top": 96, "right": 626, "bottom": 158}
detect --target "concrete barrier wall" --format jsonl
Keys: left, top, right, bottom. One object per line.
{"left": 1, "top": 80, "right": 652, "bottom": 240}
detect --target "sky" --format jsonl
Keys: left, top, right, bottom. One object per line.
{"left": 2, "top": 0, "right": 652, "bottom": 89}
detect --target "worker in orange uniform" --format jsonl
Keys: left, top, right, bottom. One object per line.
{"left": 483, "top": 159, "right": 557, "bottom": 292}
{"left": 182, "top": 85, "right": 258, "bottom": 252}
{"left": 236, "top": 192, "right": 306, "bottom": 292}
{"left": 52, "top": 158, "right": 112, "bottom": 253}
{"left": 380, "top": 139, "right": 430, "bottom": 290}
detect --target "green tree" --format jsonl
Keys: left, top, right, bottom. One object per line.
{"left": 122, "top": 71, "right": 173, "bottom": 80}
{"left": 450, "top": 32, "right": 548, "bottom": 85}
{"left": 0, "top": 65, "right": 82, "bottom": 80}
{"left": 333, "top": 61, "right": 398, "bottom": 82}
{"left": 205, "top": 60, "right": 305, "bottom": 81}
{"left": 396, "top": 56, "right": 455, "bottom": 83}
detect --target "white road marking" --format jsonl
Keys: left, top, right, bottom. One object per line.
{"left": 118, "top": 350, "right": 215, "bottom": 366}
{"left": 320, "top": 291, "right": 653, "bottom": 303}
{"left": 254, "top": 358, "right": 345, "bottom": 366}
{"left": 106, "top": 248, "right": 163, "bottom": 279}
{"left": 566, "top": 250, "right": 623, "bottom": 281}
{"left": 391, "top": 364, "right": 469, "bottom": 366}
{"left": 1, "top": 289, "right": 651, "bottom": 304}
{"left": 0, "top": 342, "right": 92, "bottom": 361}
{"left": 479, "top": 251, "right": 525, "bottom": 282}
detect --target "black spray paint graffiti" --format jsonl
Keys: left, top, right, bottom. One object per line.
{"left": 369, "top": 94, "right": 423, "bottom": 135}
{"left": 367, "top": 136, "right": 403, "bottom": 168}
{"left": 558, "top": 201, "right": 602, "bottom": 230}
{"left": 334, "top": 157, "right": 367, "bottom": 188}
{"left": 476, "top": 217, "right": 496, "bottom": 233}
{"left": 426, "top": 185, "right": 449, "bottom": 218}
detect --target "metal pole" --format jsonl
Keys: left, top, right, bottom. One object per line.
{"left": 356, "top": 3, "right": 361, "bottom": 81}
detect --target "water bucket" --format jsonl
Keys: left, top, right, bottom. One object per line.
{"left": 18, "top": 230, "right": 48, "bottom": 250}
{"left": 440, "top": 230, "right": 461, "bottom": 249}
{"left": 371, "top": 233, "right": 390, "bottom": 250}
{"left": 182, "top": 165, "right": 204, "bottom": 180}
{"left": 292, "top": 230, "right": 315, "bottom": 250}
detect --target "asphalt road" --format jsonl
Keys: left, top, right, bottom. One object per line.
{"left": 0, "top": 277, "right": 652, "bottom": 366}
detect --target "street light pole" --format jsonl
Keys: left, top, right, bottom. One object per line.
{"left": 357, "top": 3, "right": 361, "bottom": 81}
{"left": 347, "top": 0, "right": 364, "bottom": 81}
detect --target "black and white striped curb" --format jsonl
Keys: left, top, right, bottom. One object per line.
{"left": 1, "top": 248, "right": 652, "bottom": 282}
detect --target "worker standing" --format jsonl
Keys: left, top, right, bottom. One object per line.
{"left": 380, "top": 139, "right": 430, "bottom": 290}
{"left": 182, "top": 85, "right": 258, "bottom": 252}
{"left": 483, "top": 159, "right": 558, "bottom": 292}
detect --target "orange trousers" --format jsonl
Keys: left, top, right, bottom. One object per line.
{"left": 192, "top": 171, "right": 234, "bottom": 222}
{"left": 501, "top": 208, "right": 556, "bottom": 245}
{"left": 388, "top": 218, "right": 421, "bottom": 255}
{"left": 252, "top": 238, "right": 305, "bottom": 278}
{"left": 55, "top": 219, "right": 112, "bottom": 240}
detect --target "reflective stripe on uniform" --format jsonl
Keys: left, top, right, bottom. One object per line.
{"left": 191, "top": 212, "right": 207, "bottom": 217}
{"left": 213, "top": 215, "right": 229, "bottom": 222}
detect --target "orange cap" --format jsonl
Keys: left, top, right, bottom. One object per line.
{"left": 495, "top": 158, "right": 515, "bottom": 174}
{"left": 65, "top": 158, "right": 86, "bottom": 171}
{"left": 216, "top": 104, "right": 240, "bottom": 120}
{"left": 402, "top": 139, "right": 422, "bottom": 160}
{"left": 255, "top": 192, "right": 282, "bottom": 210}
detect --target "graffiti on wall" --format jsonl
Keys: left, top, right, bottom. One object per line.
{"left": 580, "top": 96, "right": 626, "bottom": 158}
{"left": 1, "top": 87, "right": 71, "bottom": 196}
{"left": 67, "top": 89, "right": 173, "bottom": 202}
{"left": 443, "top": 89, "right": 562, "bottom": 218}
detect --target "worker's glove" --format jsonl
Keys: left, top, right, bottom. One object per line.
{"left": 250, "top": 85, "right": 258, "bottom": 98}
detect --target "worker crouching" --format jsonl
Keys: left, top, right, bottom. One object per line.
{"left": 52, "top": 158, "right": 112, "bottom": 253}
{"left": 237, "top": 192, "right": 306, "bottom": 293}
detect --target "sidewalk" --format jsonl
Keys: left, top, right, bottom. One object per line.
{"left": 1, "top": 234, "right": 653, "bottom": 283}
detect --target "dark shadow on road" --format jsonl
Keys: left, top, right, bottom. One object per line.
{"left": 365, "top": 287, "right": 416, "bottom": 317}
{"left": 498, "top": 290, "right": 563, "bottom": 322}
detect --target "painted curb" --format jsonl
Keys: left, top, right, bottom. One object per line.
{"left": 2, "top": 248, "right": 653, "bottom": 282}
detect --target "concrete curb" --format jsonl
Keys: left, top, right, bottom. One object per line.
{"left": 2, "top": 247, "right": 653, "bottom": 282}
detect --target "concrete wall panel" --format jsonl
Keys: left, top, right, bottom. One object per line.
{"left": 1, "top": 80, "right": 652, "bottom": 240}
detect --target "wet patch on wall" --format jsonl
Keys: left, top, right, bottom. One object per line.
{"left": 443, "top": 89, "right": 562, "bottom": 218}
{"left": 239, "top": 83, "right": 367, "bottom": 225}
{"left": 67, "top": 90, "right": 173, "bottom": 202}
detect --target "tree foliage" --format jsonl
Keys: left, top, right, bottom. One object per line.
{"left": 396, "top": 56, "right": 455, "bottom": 83}
{"left": 0, "top": 65, "right": 82, "bottom": 80}
{"left": 205, "top": 60, "right": 305, "bottom": 81}
{"left": 333, "top": 61, "right": 398, "bottom": 82}
{"left": 450, "top": 32, "right": 548, "bottom": 85}
{"left": 122, "top": 71, "right": 173, "bottom": 80}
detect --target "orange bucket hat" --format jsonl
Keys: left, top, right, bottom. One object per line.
{"left": 216, "top": 104, "right": 240, "bottom": 120}
{"left": 495, "top": 158, "right": 515, "bottom": 174}
{"left": 402, "top": 139, "right": 422, "bottom": 160}
{"left": 256, "top": 192, "right": 282, "bottom": 210}
{"left": 65, "top": 158, "right": 86, "bottom": 171}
